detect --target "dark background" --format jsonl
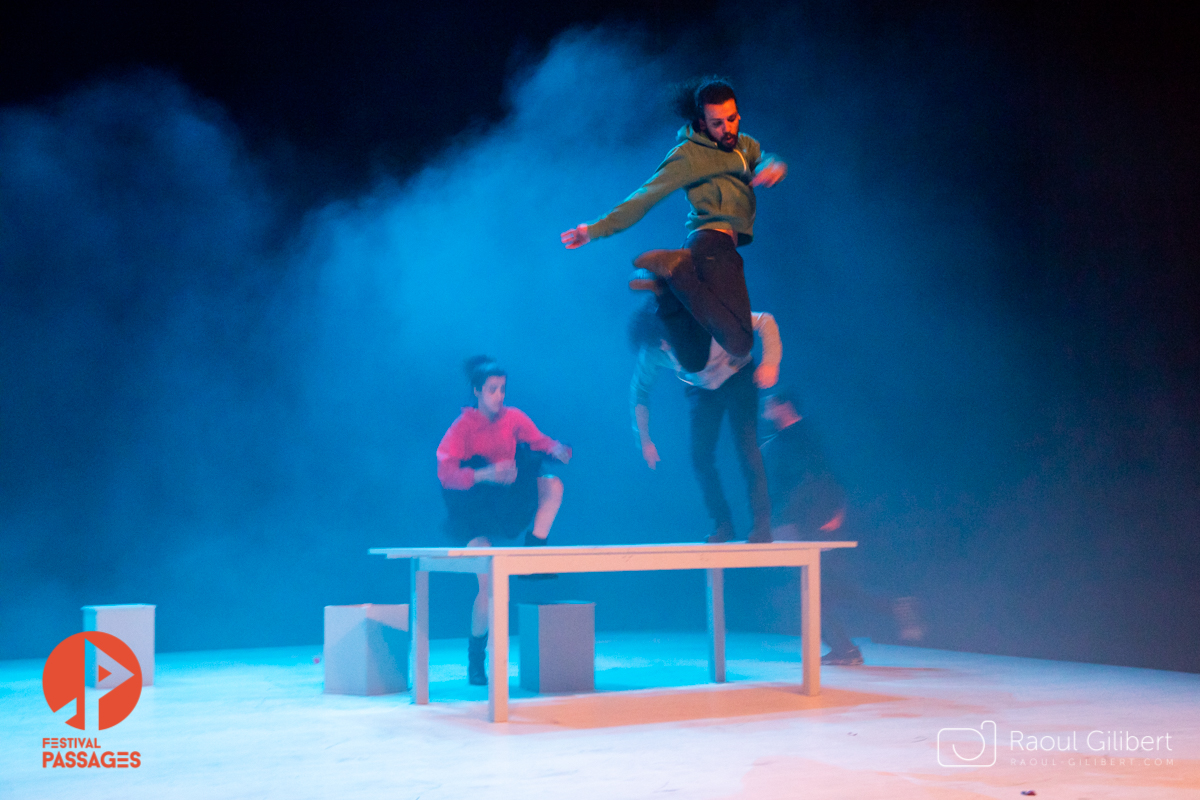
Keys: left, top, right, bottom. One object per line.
{"left": 2, "top": 1, "right": 1197, "bottom": 671}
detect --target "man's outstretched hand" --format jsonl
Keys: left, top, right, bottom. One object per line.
{"left": 750, "top": 160, "right": 788, "bottom": 188}
{"left": 560, "top": 223, "right": 591, "bottom": 249}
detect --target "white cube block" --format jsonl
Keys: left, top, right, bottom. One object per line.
{"left": 323, "top": 604, "right": 409, "bottom": 696}
{"left": 82, "top": 604, "right": 155, "bottom": 688}
{"left": 519, "top": 602, "right": 594, "bottom": 693}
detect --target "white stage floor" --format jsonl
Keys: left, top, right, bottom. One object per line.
{"left": 3, "top": 633, "right": 1197, "bottom": 799}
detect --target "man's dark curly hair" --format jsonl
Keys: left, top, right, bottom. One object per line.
{"left": 671, "top": 76, "right": 737, "bottom": 123}
{"left": 627, "top": 300, "right": 670, "bottom": 353}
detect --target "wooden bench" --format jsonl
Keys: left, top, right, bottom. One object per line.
{"left": 369, "top": 541, "right": 856, "bottom": 722}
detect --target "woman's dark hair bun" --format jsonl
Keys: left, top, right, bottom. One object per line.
{"left": 464, "top": 355, "right": 506, "bottom": 390}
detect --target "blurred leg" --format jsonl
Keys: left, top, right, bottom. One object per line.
{"left": 468, "top": 536, "right": 492, "bottom": 637}
{"left": 725, "top": 367, "right": 771, "bottom": 540}
{"left": 667, "top": 231, "right": 754, "bottom": 358}
{"left": 656, "top": 287, "right": 713, "bottom": 373}
{"left": 531, "top": 475, "right": 563, "bottom": 541}
{"left": 689, "top": 386, "right": 733, "bottom": 534}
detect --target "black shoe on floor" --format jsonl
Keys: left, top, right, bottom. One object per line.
{"left": 705, "top": 521, "right": 736, "bottom": 544}
{"left": 467, "top": 634, "right": 488, "bottom": 685}
{"left": 821, "top": 647, "right": 864, "bottom": 666}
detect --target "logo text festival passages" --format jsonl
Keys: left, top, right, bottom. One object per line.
{"left": 41, "top": 632, "right": 143, "bottom": 769}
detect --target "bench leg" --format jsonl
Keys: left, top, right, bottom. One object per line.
{"left": 488, "top": 562, "right": 509, "bottom": 722}
{"left": 800, "top": 559, "right": 821, "bottom": 696}
{"left": 707, "top": 568, "right": 726, "bottom": 683}
{"left": 411, "top": 564, "right": 429, "bottom": 704}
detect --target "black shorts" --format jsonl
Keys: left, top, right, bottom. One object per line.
{"left": 442, "top": 445, "right": 548, "bottom": 546}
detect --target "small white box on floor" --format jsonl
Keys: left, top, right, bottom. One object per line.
{"left": 519, "top": 602, "right": 595, "bottom": 693}
{"left": 323, "top": 604, "right": 409, "bottom": 696}
{"left": 82, "top": 604, "right": 155, "bottom": 688}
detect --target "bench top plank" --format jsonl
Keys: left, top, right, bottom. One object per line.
{"left": 369, "top": 542, "right": 856, "bottom": 574}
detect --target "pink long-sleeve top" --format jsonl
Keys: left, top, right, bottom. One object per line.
{"left": 436, "top": 406, "right": 559, "bottom": 490}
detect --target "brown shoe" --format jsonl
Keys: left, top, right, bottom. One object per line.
{"left": 628, "top": 268, "right": 665, "bottom": 295}
{"left": 633, "top": 248, "right": 691, "bottom": 280}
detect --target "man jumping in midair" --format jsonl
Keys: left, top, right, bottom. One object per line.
{"left": 561, "top": 76, "right": 788, "bottom": 373}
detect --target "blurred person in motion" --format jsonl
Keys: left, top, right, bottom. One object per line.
{"left": 628, "top": 301, "right": 780, "bottom": 543}
{"left": 761, "top": 389, "right": 923, "bottom": 665}
{"left": 436, "top": 355, "right": 572, "bottom": 685}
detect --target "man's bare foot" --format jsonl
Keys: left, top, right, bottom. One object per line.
{"left": 628, "top": 268, "right": 665, "bottom": 295}
{"left": 633, "top": 248, "right": 691, "bottom": 280}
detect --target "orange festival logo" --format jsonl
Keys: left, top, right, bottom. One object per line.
{"left": 42, "top": 632, "right": 142, "bottom": 730}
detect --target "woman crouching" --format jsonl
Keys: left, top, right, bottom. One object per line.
{"left": 435, "top": 355, "right": 571, "bottom": 685}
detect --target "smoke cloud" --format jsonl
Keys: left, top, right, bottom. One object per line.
{"left": 2, "top": 17, "right": 1197, "bottom": 669}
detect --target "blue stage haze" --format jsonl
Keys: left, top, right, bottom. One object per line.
{"left": 2, "top": 19, "right": 1197, "bottom": 670}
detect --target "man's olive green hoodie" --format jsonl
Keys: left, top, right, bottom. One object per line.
{"left": 587, "top": 124, "right": 778, "bottom": 246}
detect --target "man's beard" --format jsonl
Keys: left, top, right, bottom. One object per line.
{"left": 699, "top": 122, "right": 738, "bottom": 151}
